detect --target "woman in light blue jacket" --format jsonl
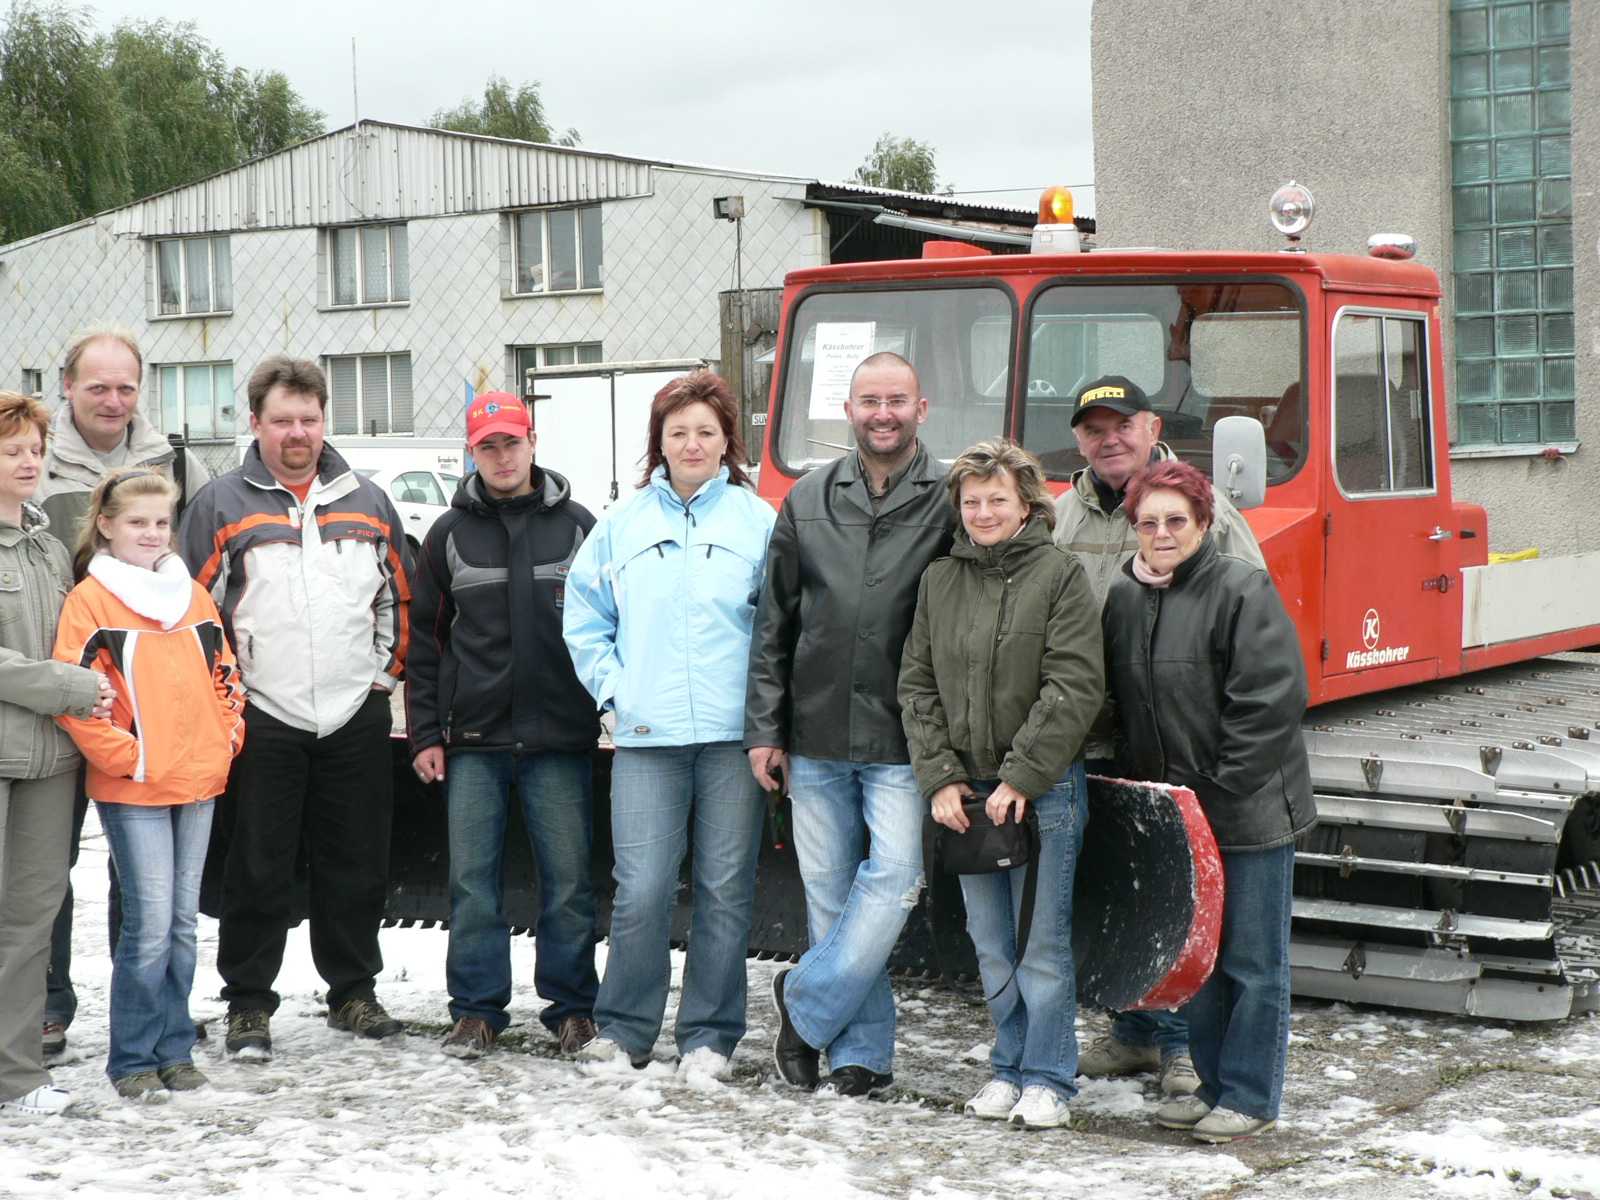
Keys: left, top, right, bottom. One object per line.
{"left": 564, "top": 371, "right": 775, "bottom": 1077}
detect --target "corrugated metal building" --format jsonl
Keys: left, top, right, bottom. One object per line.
{"left": 0, "top": 120, "right": 1034, "bottom": 473}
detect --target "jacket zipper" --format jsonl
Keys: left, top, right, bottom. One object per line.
{"left": 680, "top": 497, "right": 698, "bottom": 737}
{"left": 1145, "top": 588, "right": 1166, "bottom": 777}
{"left": 985, "top": 551, "right": 1009, "bottom": 768}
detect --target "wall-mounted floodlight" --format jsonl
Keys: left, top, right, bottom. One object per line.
{"left": 713, "top": 196, "right": 745, "bottom": 221}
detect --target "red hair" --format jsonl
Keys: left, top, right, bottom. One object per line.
{"left": 638, "top": 371, "right": 752, "bottom": 489}
{"left": 1125, "top": 459, "right": 1214, "bottom": 528}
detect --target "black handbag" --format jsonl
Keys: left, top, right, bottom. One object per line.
{"left": 925, "top": 799, "right": 1040, "bottom": 1001}
{"left": 934, "top": 798, "right": 1037, "bottom": 876}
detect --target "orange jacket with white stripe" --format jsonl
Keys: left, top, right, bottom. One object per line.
{"left": 53, "top": 562, "right": 246, "bottom": 806}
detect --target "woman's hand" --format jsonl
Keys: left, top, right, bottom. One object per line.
{"left": 90, "top": 672, "right": 116, "bottom": 721}
{"left": 986, "top": 781, "right": 1029, "bottom": 826}
{"left": 931, "top": 782, "right": 976, "bottom": 831}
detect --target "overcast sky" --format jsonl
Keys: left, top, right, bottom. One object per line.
{"left": 81, "top": 0, "right": 1097, "bottom": 214}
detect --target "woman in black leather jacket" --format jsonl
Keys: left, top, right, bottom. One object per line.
{"left": 1102, "top": 459, "right": 1314, "bottom": 1145}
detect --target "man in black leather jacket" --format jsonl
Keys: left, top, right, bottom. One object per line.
{"left": 747, "top": 352, "right": 956, "bottom": 1097}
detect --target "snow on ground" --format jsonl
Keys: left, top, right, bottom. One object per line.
{"left": 4, "top": 817, "right": 1599, "bottom": 1200}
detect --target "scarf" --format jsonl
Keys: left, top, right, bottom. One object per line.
{"left": 87, "top": 552, "right": 194, "bottom": 629}
{"left": 1131, "top": 551, "right": 1174, "bottom": 589}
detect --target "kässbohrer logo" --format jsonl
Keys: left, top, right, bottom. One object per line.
{"left": 1347, "top": 606, "right": 1411, "bottom": 669}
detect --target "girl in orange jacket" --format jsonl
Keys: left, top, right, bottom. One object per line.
{"left": 53, "top": 468, "right": 245, "bottom": 1100}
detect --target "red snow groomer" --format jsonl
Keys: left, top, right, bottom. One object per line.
{"left": 747, "top": 182, "right": 1600, "bottom": 1020}
{"left": 377, "top": 185, "right": 1600, "bottom": 1021}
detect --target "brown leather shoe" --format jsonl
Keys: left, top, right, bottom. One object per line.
{"left": 442, "top": 1016, "right": 497, "bottom": 1059}
{"left": 557, "top": 1015, "right": 598, "bottom": 1055}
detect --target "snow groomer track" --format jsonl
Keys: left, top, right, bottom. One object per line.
{"left": 1294, "top": 657, "right": 1600, "bottom": 1020}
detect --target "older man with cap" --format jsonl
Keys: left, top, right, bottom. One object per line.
{"left": 1054, "top": 374, "right": 1265, "bottom": 1096}
{"left": 406, "top": 392, "right": 602, "bottom": 1059}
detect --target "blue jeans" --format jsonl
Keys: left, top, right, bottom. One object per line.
{"left": 961, "top": 766, "right": 1087, "bottom": 1101}
{"left": 446, "top": 751, "right": 599, "bottom": 1033}
{"left": 784, "top": 756, "right": 925, "bottom": 1076}
{"left": 96, "top": 799, "right": 214, "bottom": 1080}
{"left": 595, "top": 743, "right": 763, "bottom": 1058}
{"left": 1110, "top": 1009, "right": 1190, "bottom": 1058}
{"left": 1187, "top": 843, "right": 1295, "bottom": 1120}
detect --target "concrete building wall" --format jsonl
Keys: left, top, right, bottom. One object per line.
{"left": 1091, "top": 0, "right": 1598, "bottom": 554}
{"left": 1091, "top": 0, "right": 1449, "bottom": 259}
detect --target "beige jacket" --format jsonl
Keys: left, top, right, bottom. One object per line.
{"left": 1052, "top": 444, "right": 1266, "bottom": 609}
{"left": 37, "top": 405, "right": 212, "bottom": 547}
{"left": 0, "top": 503, "right": 99, "bottom": 779}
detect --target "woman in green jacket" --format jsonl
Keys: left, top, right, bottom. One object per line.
{"left": 899, "top": 439, "right": 1103, "bottom": 1129}
{"left": 0, "top": 391, "right": 111, "bottom": 1118}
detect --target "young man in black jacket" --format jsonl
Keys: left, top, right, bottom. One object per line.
{"left": 406, "top": 392, "right": 601, "bottom": 1059}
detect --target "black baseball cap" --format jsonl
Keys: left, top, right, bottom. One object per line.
{"left": 1069, "top": 375, "right": 1154, "bottom": 427}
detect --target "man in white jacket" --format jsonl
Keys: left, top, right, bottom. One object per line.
{"left": 180, "top": 356, "right": 411, "bottom": 1062}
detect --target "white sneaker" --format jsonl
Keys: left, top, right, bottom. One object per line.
{"left": 573, "top": 1036, "right": 649, "bottom": 1068}
{"left": 1192, "top": 1106, "right": 1278, "bottom": 1143}
{"left": 1160, "top": 1054, "right": 1201, "bottom": 1096}
{"left": 964, "top": 1078, "right": 1022, "bottom": 1120}
{"left": 1076, "top": 1034, "right": 1161, "bottom": 1077}
{"left": 1154, "top": 1093, "right": 1212, "bottom": 1129}
{"left": 1008, "top": 1085, "right": 1072, "bottom": 1129}
{"left": 678, "top": 1046, "right": 733, "bottom": 1081}
{"left": 1, "top": 1085, "right": 75, "bottom": 1117}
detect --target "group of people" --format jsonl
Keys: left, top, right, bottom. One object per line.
{"left": 0, "top": 326, "right": 1313, "bottom": 1148}
{"left": 2, "top": 332, "right": 411, "bottom": 1115}
{"left": 750, "top": 358, "right": 1312, "bottom": 1142}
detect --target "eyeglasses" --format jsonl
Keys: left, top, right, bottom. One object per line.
{"left": 1133, "top": 514, "right": 1191, "bottom": 535}
{"left": 850, "top": 396, "right": 917, "bottom": 412}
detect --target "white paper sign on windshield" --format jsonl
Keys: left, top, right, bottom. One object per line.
{"left": 808, "top": 322, "right": 877, "bottom": 419}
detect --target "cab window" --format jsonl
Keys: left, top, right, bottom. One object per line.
{"left": 773, "top": 285, "right": 1013, "bottom": 472}
{"left": 1333, "top": 313, "right": 1432, "bottom": 496}
{"left": 1021, "top": 281, "right": 1305, "bottom": 482}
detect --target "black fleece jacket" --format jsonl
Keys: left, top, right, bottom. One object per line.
{"left": 406, "top": 468, "right": 600, "bottom": 756}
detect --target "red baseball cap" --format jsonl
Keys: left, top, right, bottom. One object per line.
{"left": 466, "top": 391, "right": 532, "bottom": 446}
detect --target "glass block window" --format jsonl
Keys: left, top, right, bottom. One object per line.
{"left": 1450, "top": 0, "right": 1572, "bottom": 445}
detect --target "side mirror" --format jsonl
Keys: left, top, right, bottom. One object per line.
{"left": 1212, "top": 416, "right": 1267, "bottom": 511}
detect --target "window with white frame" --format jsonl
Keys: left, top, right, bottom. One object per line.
{"left": 512, "top": 206, "right": 602, "bottom": 294}
{"left": 328, "top": 353, "right": 413, "bottom": 435}
{"left": 19, "top": 368, "right": 43, "bottom": 397}
{"left": 155, "top": 362, "right": 236, "bottom": 441}
{"left": 155, "top": 235, "right": 232, "bottom": 316}
{"left": 329, "top": 224, "right": 410, "bottom": 306}
{"left": 511, "top": 343, "right": 603, "bottom": 397}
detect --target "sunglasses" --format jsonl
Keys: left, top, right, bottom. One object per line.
{"left": 1133, "top": 514, "right": 1191, "bottom": 535}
